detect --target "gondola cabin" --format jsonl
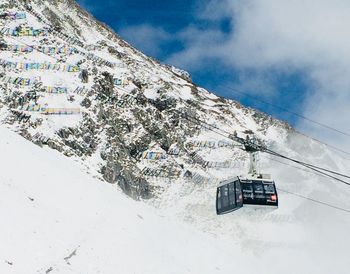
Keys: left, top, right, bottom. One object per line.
{"left": 216, "top": 175, "right": 278, "bottom": 215}
{"left": 216, "top": 178, "right": 243, "bottom": 215}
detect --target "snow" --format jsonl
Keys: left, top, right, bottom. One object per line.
{"left": 1, "top": 1, "right": 350, "bottom": 273}
{"left": 2, "top": 122, "right": 350, "bottom": 274}
{"left": 0, "top": 125, "right": 241, "bottom": 274}
{"left": 151, "top": 127, "right": 350, "bottom": 274}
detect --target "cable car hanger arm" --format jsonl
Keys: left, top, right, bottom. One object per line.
{"left": 176, "top": 110, "right": 350, "bottom": 185}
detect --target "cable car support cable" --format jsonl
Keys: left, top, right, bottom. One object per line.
{"left": 277, "top": 188, "right": 350, "bottom": 214}
{"left": 177, "top": 110, "right": 350, "bottom": 186}
{"left": 218, "top": 84, "right": 350, "bottom": 138}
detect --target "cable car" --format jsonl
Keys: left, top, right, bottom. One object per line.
{"left": 215, "top": 134, "right": 279, "bottom": 214}
{"left": 239, "top": 174, "right": 278, "bottom": 206}
{"left": 216, "top": 174, "right": 278, "bottom": 215}
{"left": 216, "top": 178, "right": 243, "bottom": 215}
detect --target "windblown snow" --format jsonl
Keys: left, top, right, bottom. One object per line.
{"left": 2, "top": 123, "right": 350, "bottom": 273}
{"left": 1, "top": 1, "right": 350, "bottom": 274}
{"left": 0, "top": 125, "right": 244, "bottom": 274}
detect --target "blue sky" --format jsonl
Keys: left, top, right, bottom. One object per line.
{"left": 77, "top": 0, "right": 350, "bottom": 148}
{"left": 76, "top": 0, "right": 304, "bottom": 124}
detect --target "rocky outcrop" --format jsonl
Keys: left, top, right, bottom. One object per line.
{"left": 0, "top": 0, "right": 292, "bottom": 201}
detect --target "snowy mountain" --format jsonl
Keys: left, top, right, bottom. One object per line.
{"left": 1, "top": 0, "right": 350, "bottom": 273}
{"left": 0, "top": 125, "right": 242, "bottom": 274}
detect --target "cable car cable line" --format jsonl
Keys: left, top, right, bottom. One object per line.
{"left": 263, "top": 156, "right": 330, "bottom": 179}
{"left": 181, "top": 109, "right": 350, "bottom": 214}
{"left": 281, "top": 158, "right": 350, "bottom": 185}
{"left": 262, "top": 156, "right": 350, "bottom": 214}
{"left": 264, "top": 148, "right": 350, "bottom": 184}
{"left": 294, "top": 131, "right": 350, "bottom": 158}
{"left": 277, "top": 188, "right": 350, "bottom": 214}
{"left": 255, "top": 148, "right": 350, "bottom": 186}
{"left": 218, "top": 84, "right": 350, "bottom": 138}
{"left": 265, "top": 149, "right": 350, "bottom": 180}
{"left": 217, "top": 84, "right": 350, "bottom": 158}
{"left": 176, "top": 110, "right": 350, "bottom": 186}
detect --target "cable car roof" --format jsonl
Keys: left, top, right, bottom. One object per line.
{"left": 218, "top": 174, "right": 275, "bottom": 187}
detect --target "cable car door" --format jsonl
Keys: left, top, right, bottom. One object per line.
{"left": 241, "top": 180, "right": 278, "bottom": 206}
{"left": 216, "top": 180, "right": 243, "bottom": 215}
{"left": 263, "top": 182, "right": 278, "bottom": 206}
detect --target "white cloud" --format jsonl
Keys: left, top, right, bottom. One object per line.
{"left": 168, "top": 0, "right": 350, "bottom": 148}
{"left": 165, "top": 26, "right": 227, "bottom": 69}
{"left": 227, "top": 0, "right": 350, "bottom": 148}
{"left": 117, "top": 0, "right": 350, "bottom": 148}
{"left": 118, "top": 24, "right": 174, "bottom": 57}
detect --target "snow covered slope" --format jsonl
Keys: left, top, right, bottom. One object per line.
{"left": 0, "top": 125, "right": 246, "bottom": 274}
{"left": 1, "top": 123, "right": 350, "bottom": 274}
{"left": 1, "top": 1, "right": 350, "bottom": 273}
{"left": 0, "top": 0, "right": 298, "bottom": 200}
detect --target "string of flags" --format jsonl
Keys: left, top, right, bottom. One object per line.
{"left": 0, "top": 59, "right": 80, "bottom": 72}
{"left": 4, "top": 9, "right": 118, "bottom": 69}
{"left": 71, "top": 86, "right": 88, "bottom": 95}
{"left": 0, "top": 8, "right": 121, "bottom": 123}
{"left": 43, "top": 86, "right": 68, "bottom": 94}
{"left": 167, "top": 146, "right": 180, "bottom": 156}
{"left": 40, "top": 86, "right": 88, "bottom": 95}
{"left": 84, "top": 44, "right": 101, "bottom": 51}
{"left": 139, "top": 151, "right": 168, "bottom": 160}
{"left": 0, "top": 44, "right": 35, "bottom": 53}
{"left": 99, "top": 92, "right": 137, "bottom": 107}
{"left": 188, "top": 171, "right": 212, "bottom": 184}
{"left": 32, "top": 133, "right": 50, "bottom": 143}
{"left": 0, "top": 12, "right": 27, "bottom": 20}
{"left": 0, "top": 44, "right": 77, "bottom": 55}
{"left": 114, "top": 78, "right": 129, "bottom": 86}
{"left": 36, "top": 46, "right": 77, "bottom": 55}
{"left": 19, "top": 104, "right": 81, "bottom": 115}
{"left": 11, "top": 110, "right": 31, "bottom": 123}
{"left": 42, "top": 108, "right": 81, "bottom": 115}
{"left": 0, "top": 27, "right": 49, "bottom": 37}
{"left": 191, "top": 152, "right": 209, "bottom": 168}
{"left": 78, "top": 50, "right": 115, "bottom": 68}
{"left": 19, "top": 104, "right": 43, "bottom": 112}
{"left": 141, "top": 167, "right": 181, "bottom": 178}
{"left": 51, "top": 29, "right": 84, "bottom": 47}
{"left": 0, "top": 43, "right": 114, "bottom": 66}
{"left": 187, "top": 140, "right": 239, "bottom": 149}
{"left": 191, "top": 152, "right": 236, "bottom": 168}
{"left": 0, "top": 74, "right": 38, "bottom": 85}
{"left": 49, "top": 29, "right": 116, "bottom": 68}
{"left": 24, "top": 8, "right": 48, "bottom": 25}
{"left": 188, "top": 140, "right": 216, "bottom": 148}
{"left": 116, "top": 94, "right": 137, "bottom": 107}
{"left": 0, "top": 81, "right": 87, "bottom": 94}
{"left": 34, "top": 12, "right": 119, "bottom": 67}
{"left": 206, "top": 160, "right": 235, "bottom": 169}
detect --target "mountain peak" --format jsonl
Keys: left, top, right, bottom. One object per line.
{"left": 0, "top": 0, "right": 292, "bottom": 200}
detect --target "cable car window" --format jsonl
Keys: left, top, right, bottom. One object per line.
{"left": 263, "top": 183, "right": 275, "bottom": 194}
{"left": 228, "top": 183, "right": 236, "bottom": 206}
{"left": 242, "top": 183, "right": 253, "bottom": 193}
{"left": 216, "top": 180, "right": 244, "bottom": 214}
{"left": 235, "top": 181, "right": 243, "bottom": 206}
{"left": 221, "top": 185, "right": 229, "bottom": 208}
{"left": 241, "top": 181, "right": 254, "bottom": 200}
{"left": 217, "top": 188, "right": 222, "bottom": 211}
{"left": 253, "top": 181, "right": 264, "bottom": 193}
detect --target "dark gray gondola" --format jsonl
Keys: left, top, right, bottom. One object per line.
{"left": 216, "top": 178, "right": 243, "bottom": 215}
{"left": 216, "top": 175, "right": 278, "bottom": 215}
